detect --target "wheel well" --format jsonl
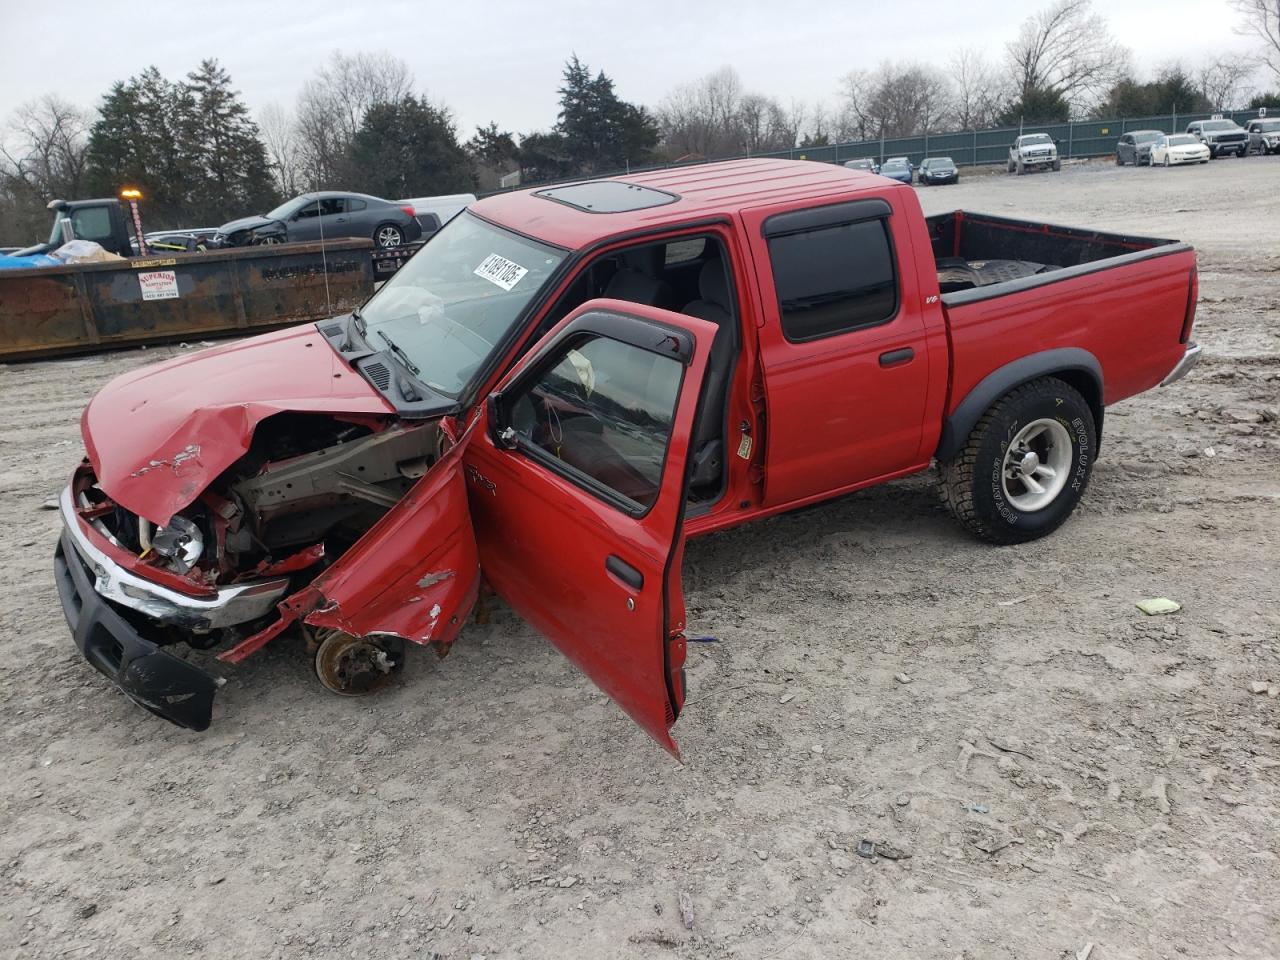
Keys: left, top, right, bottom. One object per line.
{"left": 935, "top": 348, "right": 1105, "bottom": 462}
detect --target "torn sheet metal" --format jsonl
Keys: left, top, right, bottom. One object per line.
{"left": 82, "top": 325, "right": 394, "bottom": 527}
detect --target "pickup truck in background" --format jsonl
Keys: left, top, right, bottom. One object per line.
{"left": 1008, "top": 133, "right": 1061, "bottom": 174}
{"left": 54, "top": 159, "right": 1201, "bottom": 754}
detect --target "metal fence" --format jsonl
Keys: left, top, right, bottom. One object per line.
{"left": 780, "top": 109, "right": 1263, "bottom": 168}
{"left": 491, "top": 108, "right": 1264, "bottom": 195}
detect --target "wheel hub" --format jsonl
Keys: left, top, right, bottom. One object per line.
{"left": 314, "top": 629, "right": 404, "bottom": 696}
{"left": 1000, "top": 418, "right": 1073, "bottom": 513}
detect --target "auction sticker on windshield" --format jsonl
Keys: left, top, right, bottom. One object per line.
{"left": 474, "top": 253, "right": 529, "bottom": 291}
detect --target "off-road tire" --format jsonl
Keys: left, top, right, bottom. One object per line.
{"left": 938, "top": 377, "right": 1096, "bottom": 545}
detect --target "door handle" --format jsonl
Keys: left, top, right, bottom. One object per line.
{"left": 879, "top": 347, "right": 915, "bottom": 367}
{"left": 606, "top": 555, "right": 644, "bottom": 590}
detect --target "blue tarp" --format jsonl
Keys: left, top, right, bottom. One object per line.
{"left": 0, "top": 253, "right": 60, "bottom": 270}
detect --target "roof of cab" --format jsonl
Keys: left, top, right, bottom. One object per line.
{"left": 469, "top": 158, "right": 896, "bottom": 251}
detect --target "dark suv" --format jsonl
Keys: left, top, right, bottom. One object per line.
{"left": 1186, "top": 118, "right": 1249, "bottom": 158}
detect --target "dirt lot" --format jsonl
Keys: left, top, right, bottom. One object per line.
{"left": 1, "top": 157, "right": 1277, "bottom": 960}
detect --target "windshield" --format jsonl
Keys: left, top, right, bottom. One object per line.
{"left": 1134, "top": 131, "right": 1162, "bottom": 142}
{"left": 265, "top": 196, "right": 307, "bottom": 220}
{"left": 1257, "top": 120, "right": 1280, "bottom": 131}
{"left": 356, "top": 212, "right": 567, "bottom": 398}
{"left": 931, "top": 157, "right": 955, "bottom": 168}
{"left": 1167, "top": 135, "right": 1198, "bottom": 146}
{"left": 882, "top": 160, "right": 908, "bottom": 170}
{"left": 1201, "top": 120, "right": 1236, "bottom": 131}
{"left": 1020, "top": 134, "right": 1052, "bottom": 145}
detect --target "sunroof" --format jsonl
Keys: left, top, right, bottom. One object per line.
{"left": 534, "top": 180, "right": 680, "bottom": 214}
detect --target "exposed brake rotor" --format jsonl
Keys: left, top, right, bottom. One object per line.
{"left": 313, "top": 629, "right": 405, "bottom": 696}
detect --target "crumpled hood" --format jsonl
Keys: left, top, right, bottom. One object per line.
{"left": 217, "top": 214, "right": 278, "bottom": 237}
{"left": 83, "top": 325, "right": 394, "bottom": 526}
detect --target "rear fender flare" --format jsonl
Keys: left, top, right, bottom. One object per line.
{"left": 935, "top": 347, "right": 1104, "bottom": 462}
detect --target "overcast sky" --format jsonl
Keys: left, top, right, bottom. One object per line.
{"left": 0, "top": 0, "right": 1260, "bottom": 136}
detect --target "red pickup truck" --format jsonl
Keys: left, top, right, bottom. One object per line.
{"left": 54, "top": 159, "right": 1200, "bottom": 753}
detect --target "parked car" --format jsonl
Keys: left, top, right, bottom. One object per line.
{"left": 1008, "top": 133, "right": 1060, "bottom": 174}
{"left": 843, "top": 158, "right": 879, "bottom": 174}
{"left": 1115, "top": 130, "right": 1164, "bottom": 166}
{"left": 917, "top": 156, "right": 959, "bottom": 185}
{"left": 1150, "top": 133, "right": 1211, "bottom": 166}
{"left": 878, "top": 157, "right": 913, "bottom": 184}
{"left": 55, "top": 159, "right": 1201, "bottom": 748}
{"left": 214, "top": 192, "right": 423, "bottom": 249}
{"left": 1244, "top": 117, "right": 1280, "bottom": 155}
{"left": 1186, "top": 118, "right": 1249, "bottom": 158}
{"left": 397, "top": 192, "right": 475, "bottom": 239}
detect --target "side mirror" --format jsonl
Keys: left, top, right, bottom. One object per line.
{"left": 487, "top": 392, "right": 517, "bottom": 449}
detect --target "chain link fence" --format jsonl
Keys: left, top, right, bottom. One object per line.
{"left": 492, "top": 108, "right": 1265, "bottom": 195}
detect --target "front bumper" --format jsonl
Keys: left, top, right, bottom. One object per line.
{"left": 58, "top": 486, "right": 289, "bottom": 630}
{"left": 1161, "top": 342, "right": 1202, "bottom": 387}
{"left": 55, "top": 529, "right": 220, "bottom": 730}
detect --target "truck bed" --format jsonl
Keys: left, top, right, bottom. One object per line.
{"left": 926, "top": 210, "right": 1197, "bottom": 418}
{"left": 924, "top": 211, "right": 1185, "bottom": 301}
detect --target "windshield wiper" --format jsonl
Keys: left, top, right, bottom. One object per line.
{"left": 377, "top": 329, "right": 421, "bottom": 378}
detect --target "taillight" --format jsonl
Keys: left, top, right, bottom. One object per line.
{"left": 1180, "top": 265, "right": 1198, "bottom": 344}
{"left": 400, "top": 205, "right": 416, "bottom": 218}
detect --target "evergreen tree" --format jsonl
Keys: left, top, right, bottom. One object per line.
{"left": 86, "top": 61, "right": 272, "bottom": 227}
{"left": 185, "top": 59, "right": 275, "bottom": 222}
{"left": 996, "top": 87, "right": 1071, "bottom": 126}
{"left": 554, "top": 55, "right": 658, "bottom": 173}
{"left": 349, "top": 95, "right": 473, "bottom": 199}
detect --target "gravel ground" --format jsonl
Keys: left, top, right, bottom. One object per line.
{"left": 1, "top": 157, "right": 1277, "bottom": 960}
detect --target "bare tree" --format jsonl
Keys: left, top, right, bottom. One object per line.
{"left": 1197, "top": 53, "right": 1258, "bottom": 109}
{"left": 296, "top": 51, "right": 414, "bottom": 186}
{"left": 834, "top": 62, "right": 952, "bottom": 141}
{"left": 0, "top": 95, "right": 91, "bottom": 201}
{"left": 1006, "top": 0, "right": 1130, "bottom": 114}
{"left": 1231, "top": 0, "right": 1280, "bottom": 85}
{"left": 949, "top": 48, "right": 1007, "bottom": 129}
{"left": 259, "top": 102, "right": 303, "bottom": 196}
{"left": 656, "top": 66, "right": 798, "bottom": 159}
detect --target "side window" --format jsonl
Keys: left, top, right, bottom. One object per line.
{"left": 320, "top": 198, "right": 345, "bottom": 216}
{"left": 70, "top": 207, "right": 114, "bottom": 242}
{"left": 294, "top": 202, "right": 320, "bottom": 220}
{"left": 768, "top": 218, "right": 898, "bottom": 342}
{"left": 507, "top": 334, "right": 683, "bottom": 510}
{"left": 348, "top": 199, "right": 367, "bottom": 212}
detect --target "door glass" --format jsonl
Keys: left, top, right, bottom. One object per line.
{"left": 508, "top": 335, "right": 682, "bottom": 510}
{"left": 320, "top": 198, "right": 345, "bottom": 216}
{"left": 348, "top": 199, "right": 367, "bottom": 212}
{"left": 768, "top": 218, "right": 898, "bottom": 342}
{"left": 294, "top": 202, "right": 320, "bottom": 220}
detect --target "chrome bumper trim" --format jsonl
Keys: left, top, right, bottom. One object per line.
{"left": 1160, "top": 342, "right": 1202, "bottom": 387}
{"left": 58, "top": 486, "right": 290, "bottom": 629}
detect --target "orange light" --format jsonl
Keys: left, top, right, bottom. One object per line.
{"left": 119, "top": 187, "right": 143, "bottom": 201}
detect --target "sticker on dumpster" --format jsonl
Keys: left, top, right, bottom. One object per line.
{"left": 138, "top": 270, "right": 180, "bottom": 301}
{"left": 473, "top": 254, "right": 528, "bottom": 291}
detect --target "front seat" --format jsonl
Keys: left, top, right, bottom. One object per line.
{"left": 682, "top": 258, "right": 736, "bottom": 490}
{"left": 603, "top": 246, "right": 678, "bottom": 309}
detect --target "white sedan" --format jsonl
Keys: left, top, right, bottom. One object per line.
{"left": 1150, "top": 134, "right": 1211, "bottom": 166}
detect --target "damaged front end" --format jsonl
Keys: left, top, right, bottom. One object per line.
{"left": 57, "top": 389, "right": 480, "bottom": 730}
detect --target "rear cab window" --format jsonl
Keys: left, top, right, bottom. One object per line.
{"left": 765, "top": 214, "right": 899, "bottom": 342}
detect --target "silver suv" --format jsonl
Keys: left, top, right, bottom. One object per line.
{"left": 1245, "top": 117, "right": 1280, "bottom": 156}
{"left": 1008, "top": 134, "right": 1060, "bottom": 175}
